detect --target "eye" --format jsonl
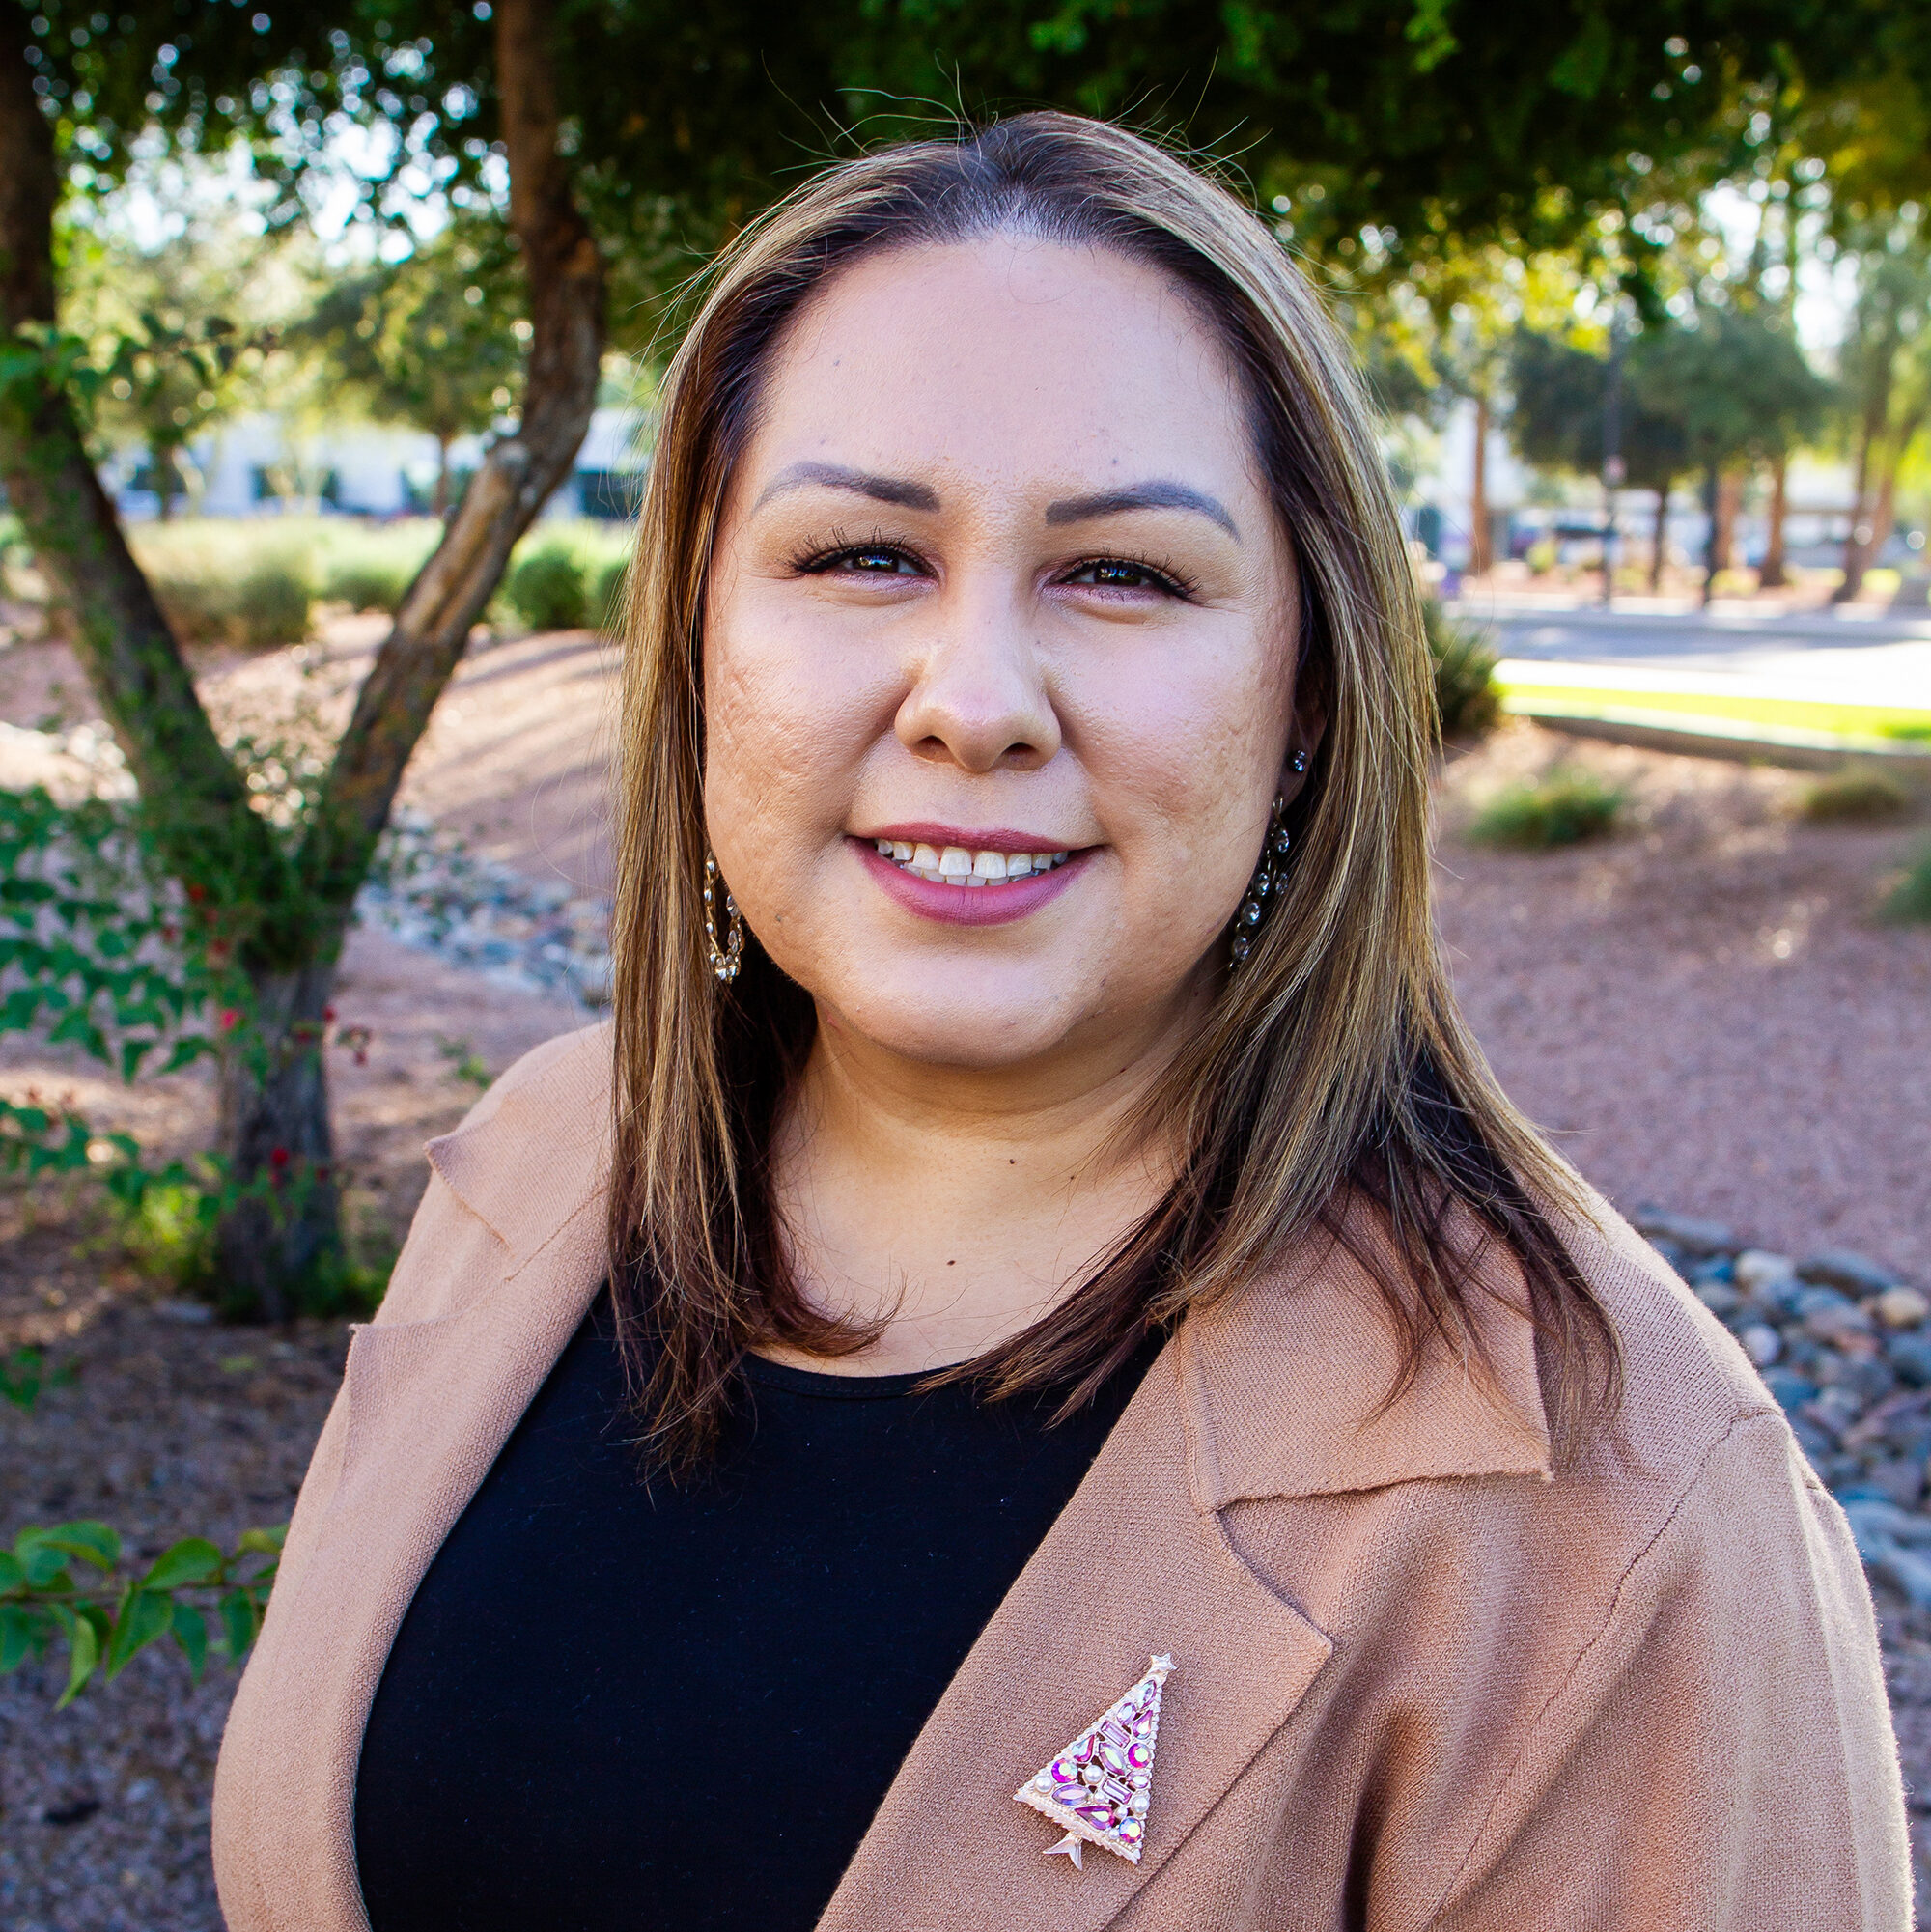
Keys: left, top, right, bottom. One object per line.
{"left": 1060, "top": 557, "right": 1192, "bottom": 597}
{"left": 802, "top": 544, "right": 923, "bottom": 577}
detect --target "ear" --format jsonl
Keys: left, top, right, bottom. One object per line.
{"left": 1278, "top": 687, "right": 1329, "bottom": 800}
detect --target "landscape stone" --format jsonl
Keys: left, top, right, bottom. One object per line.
{"left": 1800, "top": 1249, "right": 1901, "bottom": 1297}
{"left": 1876, "top": 1287, "right": 1931, "bottom": 1330}
{"left": 1734, "top": 1248, "right": 1799, "bottom": 1293}
{"left": 1633, "top": 1208, "right": 1736, "bottom": 1255}
{"left": 1890, "top": 1336, "right": 1931, "bottom": 1389}
{"left": 1693, "top": 1282, "right": 1742, "bottom": 1319}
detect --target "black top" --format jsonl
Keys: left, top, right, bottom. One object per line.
{"left": 354, "top": 1287, "right": 1159, "bottom": 1932}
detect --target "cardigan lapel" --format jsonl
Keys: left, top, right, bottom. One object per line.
{"left": 818, "top": 1214, "right": 1552, "bottom": 1932}
{"left": 817, "top": 1337, "right": 1333, "bottom": 1932}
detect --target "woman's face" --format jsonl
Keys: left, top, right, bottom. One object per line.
{"left": 703, "top": 235, "right": 1308, "bottom": 1079}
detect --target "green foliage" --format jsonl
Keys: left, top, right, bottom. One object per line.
{"left": 503, "top": 536, "right": 589, "bottom": 632}
{"left": 1423, "top": 600, "right": 1501, "bottom": 740}
{"left": 501, "top": 523, "right": 631, "bottom": 633}
{"left": 1802, "top": 771, "right": 1912, "bottom": 822}
{"left": 116, "top": 1176, "right": 219, "bottom": 1291}
{"left": 1887, "top": 842, "right": 1931, "bottom": 922}
{"left": 1469, "top": 769, "right": 1624, "bottom": 849}
{"left": 0, "top": 1520, "right": 283, "bottom": 1705}
{"left": 316, "top": 519, "right": 444, "bottom": 615}
{"left": 435, "top": 1036, "right": 492, "bottom": 1093}
{"left": 128, "top": 521, "right": 316, "bottom": 650}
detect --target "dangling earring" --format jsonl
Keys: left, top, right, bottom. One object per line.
{"left": 1291, "top": 748, "right": 1309, "bottom": 774}
{"left": 702, "top": 851, "right": 743, "bottom": 984}
{"left": 1229, "top": 796, "right": 1293, "bottom": 968}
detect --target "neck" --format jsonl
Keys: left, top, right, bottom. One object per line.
{"left": 764, "top": 995, "right": 1204, "bottom": 1375}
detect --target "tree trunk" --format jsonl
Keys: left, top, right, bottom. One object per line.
{"left": 1700, "top": 464, "right": 1720, "bottom": 608}
{"left": 433, "top": 434, "right": 452, "bottom": 518}
{"left": 1468, "top": 390, "right": 1492, "bottom": 576}
{"left": 1759, "top": 454, "right": 1788, "bottom": 589}
{"left": 214, "top": 962, "right": 340, "bottom": 1324}
{"left": 1649, "top": 487, "right": 1669, "bottom": 593}
{"left": 1712, "top": 467, "right": 1744, "bottom": 576}
{"left": 1834, "top": 379, "right": 1885, "bottom": 605}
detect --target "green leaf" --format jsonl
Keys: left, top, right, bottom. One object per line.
{"left": 141, "top": 1537, "right": 222, "bottom": 1592}
{"left": 218, "top": 1588, "right": 258, "bottom": 1660}
{"left": 171, "top": 1599, "right": 208, "bottom": 1680}
{"left": 1549, "top": 14, "right": 1613, "bottom": 98}
{"left": 39, "top": 1521, "right": 121, "bottom": 1571}
{"left": 238, "top": 1524, "right": 287, "bottom": 1556}
{"left": 104, "top": 1587, "right": 172, "bottom": 1679}
{"left": 0, "top": 1550, "right": 25, "bottom": 1591}
{"left": 0, "top": 1604, "right": 39, "bottom": 1671}
{"left": 14, "top": 1530, "right": 74, "bottom": 1590}
{"left": 51, "top": 1603, "right": 101, "bottom": 1706}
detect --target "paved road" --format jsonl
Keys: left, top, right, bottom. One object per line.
{"left": 1446, "top": 600, "right": 1931, "bottom": 706}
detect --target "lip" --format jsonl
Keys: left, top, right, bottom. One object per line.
{"left": 851, "top": 835, "right": 1092, "bottom": 927}
{"left": 857, "top": 823, "right": 1082, "bottom": 856}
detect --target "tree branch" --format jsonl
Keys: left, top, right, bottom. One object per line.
{"left": 301, "top": 0, "right": 607, "bottom": 926}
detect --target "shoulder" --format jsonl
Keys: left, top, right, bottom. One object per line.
{"left": 375, "top": 1021, "right": 614, "bottom": 1327}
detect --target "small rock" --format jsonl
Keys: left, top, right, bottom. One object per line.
{"left": 1694, "top": 1282, "right": 1743, "bottom": 1319}
{"left": 1734, "top": 1248, "right": 1799, "bottom": 1294}
{"left": 1739, "top": 1323, "right": 1782, "bottom": 1369}
{"left": 1866, "top": 1458, "right": 1927, "bottom": 1510}
{"left": 1808, "top": 1387, "right": 1865, "bottom": 1437}
{"left": 1801, "top": 1249, "right": 1900, "bottom": 1297}
{"left": 1890, "top": 1336, "right": 1931, "bottom": 1388}
{"left": 1763, "top": 1369, "right": 1819, "bottom": 1413}
{"left": 1635, "top": 1209, "right": 1735, "bottom": 1255}
{"left": 1872, "top": 1543, "right": 1931, "bottom": 1613}
{"left": 1842, "top": 1498, "right": 1931, "bottom": 1549}
{"left": 1795, "top": 1285, "right": 1857, "bottom": 1320}
{"left": 1875, "top": 1287, "right": 1931, "bottom": 1330}
{"left": 154, "top": 1300, "right": 213, "bottom": 1324}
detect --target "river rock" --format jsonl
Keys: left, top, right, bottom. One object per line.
{"left": 1801, "top": 1249, "right": 1901, "bottom": 1297}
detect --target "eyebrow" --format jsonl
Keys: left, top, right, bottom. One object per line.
{"left": 1046, "top": 481, "right": 1239, "bottom": 540}
{"left": 752, "top": 461, "right": 940, "bottom": 515}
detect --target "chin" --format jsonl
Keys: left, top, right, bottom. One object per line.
{"left": 822, "top": 974, "right": 1089, "bottom": 1071}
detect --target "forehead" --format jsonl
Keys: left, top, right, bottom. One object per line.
{"left": 742, "top": 235, "right": 1260, "bottom": 498}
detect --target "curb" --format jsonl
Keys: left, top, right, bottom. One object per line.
{"left": 1502, "top": 699, "right": 1931, "bottom": 773}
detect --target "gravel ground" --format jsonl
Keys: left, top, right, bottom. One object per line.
{"left": 4, "top": 624, "right": 1929, "bottom": 1923}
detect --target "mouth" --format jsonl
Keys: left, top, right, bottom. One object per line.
{"left": 850, "top": 826, "right": 1091, "bottom": 927}
{"left": 866, "top": 837, "right": 1076, "bottom": 888}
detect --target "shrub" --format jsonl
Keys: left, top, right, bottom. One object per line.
{"left": 1802, "top": 770, "right": 1911, "bottom": 823}
{"left": 129, "top": 521, "right": 315, "bottom": 650}
{"left": 1469, "top": 768, "right": 1623, "bottom": 849}
{"left": 317, "top": 519, "right": 443, "bottom": 615}
{"left": 116, "top": 1177, "right": 217, "bottom": 1292}
{"left": 503, "top": 535, "right": 590, "bottom": 630}
{"left": 1424, "top": 598, "right": 1501, "bottom": 741}
{"left": 1887, "top": 842, "right": 1931, "bottom": 923}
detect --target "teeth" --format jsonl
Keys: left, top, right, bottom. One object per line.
{"left": 869, "top": 839, "right": 1075, "bottom": 885}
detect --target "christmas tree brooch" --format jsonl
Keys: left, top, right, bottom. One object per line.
{"left": 1014, "top": 1654, "right": 1174, "bottom": 1869}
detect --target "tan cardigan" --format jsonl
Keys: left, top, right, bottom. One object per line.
{"left": 212, "top": 1022, "right": 1911, "bottom": 1930}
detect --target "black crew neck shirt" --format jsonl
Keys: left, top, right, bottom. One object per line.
{"left": 353, "top": 1287, "right": 1160, "bottom": 1932}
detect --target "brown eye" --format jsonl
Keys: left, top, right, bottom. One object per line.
{"left": 824, "top": 546, "right": 918, "bottom": 575}
{"left": 1065, "top": 558, "right": 1184, "bottom": 594}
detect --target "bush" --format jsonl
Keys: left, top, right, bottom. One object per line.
{"left": 1802, "top": 770, "right": 1912, "bottom": 823}
{"left": 1887, "top": 842, "right": 1931, "bottom": 923}
{"left": 1469, "top": 768, "right": 1623, "bottom": 849}
{"left": 503, "top": 536, "right": 590, "bottom": 630}
{"left": 116, "top": 1177, "right": 217, "bottom": 1292}
{"left": 1424, "top": 598, "right": 1501, "bottom": 741}
{"left": 316, "top": 519, "right": 443, "bottom": 615}
{"left": 129, "top": 521, "right": 316, "bottom": 650}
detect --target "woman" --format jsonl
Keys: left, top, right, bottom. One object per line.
{"left": 212, "top": 115, "right": 1907, "bottom": 1930}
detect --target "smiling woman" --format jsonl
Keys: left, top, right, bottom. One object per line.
{"left": 211, "top": 116, "right": 1908, "bottom": 1932}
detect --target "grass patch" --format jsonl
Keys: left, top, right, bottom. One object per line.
{"left": 1887, "top": 842, "right": 1931, "bottom": 923}
{"left": 1497, "top": 682, "right": 1931, "bottom": 743}
{"left": 130, "top": 520, "right": 317, "bottom": 650}
{"left": 1469, "top": 769, "right": 1624, "bottom": 849}
{"left": 1802, "top": 770, "right": 1914, "bottom": 823}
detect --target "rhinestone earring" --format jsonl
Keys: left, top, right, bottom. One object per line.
{"left": 1291, "top": 748, "right": 1309, "bottom": 774}
{"left": 702, "top": 852, "right": 743, "bottom": 984}
{"left": 1229, "top": 797, "right": 1293, "bottom": 968}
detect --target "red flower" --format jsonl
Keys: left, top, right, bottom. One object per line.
{"left": 322, "top": 1005, "right": 336, "bottom": 1023}
{"left": 269, "top": 1145, "right": 290, "bottom": 1169}
{"left": 218, "top": 1008, "right": 240, "bottom": 1032}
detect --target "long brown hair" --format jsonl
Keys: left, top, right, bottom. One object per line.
{"left": 607, "top": 112, "right": 1618, "bottom": 1474}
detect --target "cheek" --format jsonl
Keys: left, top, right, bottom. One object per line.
{"left": 701, "top": 596, "right": 889, "bottom": 893}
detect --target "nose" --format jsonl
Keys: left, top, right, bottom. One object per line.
{"left": 893, "top": 590, "right": 1062, "bottom": 773}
